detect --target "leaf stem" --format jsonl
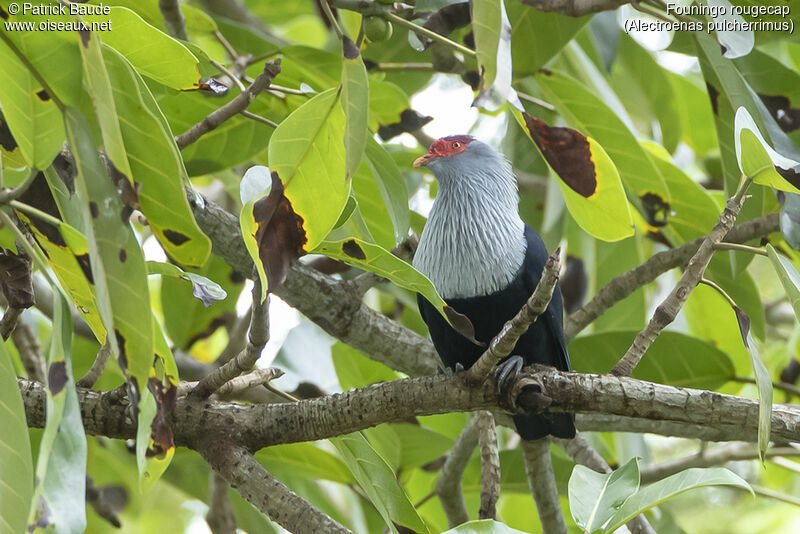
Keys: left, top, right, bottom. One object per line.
{"left": 319, "top": 0, "right": 345, "bottom": 39}
{"left": 699, "top": 277, "right": 738, "bottom": 309}
{"left": 384, "top": 13, "right": 476, "bottom": 58}
{"left": 713, "top": 242, "right": 768, "bottom": 256}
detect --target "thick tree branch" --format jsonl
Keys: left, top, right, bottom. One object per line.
{"left": 175, "top": 60, "right": 281, "bottom": 150}
{"left": 436, "top": 418, "right": 477, "bottom": 528}
{"left": 612, "top": 182, "right": 750, "bottom": 376}
{"left": 19, "top": 367, "right": 800, "bottom": 451}
{"left": 521, "top": 439, "right": 567, "bottom": 534}
{"left": 476, "top": 411, "right": 500, "bottom": 520}
{"left": 467, "top": 249, "right": 560, "bottom": 383}
{"left": 200, "top": 440, "right": 351, "bottom": 534}
{"left": 189, "top": 195, "right": 439, "bottom": 376}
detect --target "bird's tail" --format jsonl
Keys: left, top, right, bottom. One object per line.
{"left": 514, "top": 413, "right": 576, "bottom": 441}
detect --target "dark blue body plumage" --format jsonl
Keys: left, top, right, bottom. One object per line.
{"left": 418, "top": 226, "right": 576, "bottom": 440}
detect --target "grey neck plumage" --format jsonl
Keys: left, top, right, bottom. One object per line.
{"left": 412, "top": 141, "right": 526, "bottom": 299}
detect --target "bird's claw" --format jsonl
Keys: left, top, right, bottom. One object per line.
{"left": 494, "top": 355, "right": 524, "bottom": 397}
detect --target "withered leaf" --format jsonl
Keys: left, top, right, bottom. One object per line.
{"left": 378, "top": 109, "right": 433, "bottom": 141}
{"left": 524, "top": 113, "right": 598, "bottom": 198}
{"left": 759, "top": 94, "right": 800, "bottom": 133}
{"left": 0, "top": 249, "right": 34, "bottom": 309}
{"left": 640, "top": 192, "right": 670, "bottom": 227}
{"left": 444, "top": 305, "right": 482, "bottom": 347}
{"left": 147, "top": 377, "right": 177, "bottom": 455}
{"left": 252, "top": 172, "right": 307, "bottom": 291}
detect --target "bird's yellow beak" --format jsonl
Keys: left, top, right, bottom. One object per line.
{"left": 413, "top": 152, "right": 435, "bottom": 168}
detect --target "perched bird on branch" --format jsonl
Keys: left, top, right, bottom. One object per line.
{"left": 413, "top": 135, "right": 575, "bottom": 440}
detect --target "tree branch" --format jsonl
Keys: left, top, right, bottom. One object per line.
{"left": 175, "top": 60, "right": 282, "bottom": 150}
{"left": 640, "top": 443, "right": 800, "bottom": 484}
{"left": 611, "top": 181, "right": 750, "bottom": 376}
{"left": 191, "top": 279, "right": 269, "bottom": 399}
{"left": 199, "top": 440, "right": 351, "bottom": 534}
{"left": 436, "top": 418, "right": 477, "bottom": 528}
{"left": 564, "top": 212, "right": 778, "bottom": 341}
{"left": 205, "top": 472, "right": 236, "bottom": 534}
{"left": 467, "top": 249, "right": 560, "bottom": 383}
{"left": 521, "top": 439, "right": 567, "bottom": 534}
{"left": 158, "top": 0, "right": 189, "bottom": 41}
{"left": 476, "top": 411, "right": 500, "bottom": 520}
{"left": 9, "top": 312, "right": 45, "bottom": 382}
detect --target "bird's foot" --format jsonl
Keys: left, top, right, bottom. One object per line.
{"left": 438, "top": 362, "right": 465, "bottom": 377}
{"left": 494, "top": 355, "right": 524, "bottom": 397}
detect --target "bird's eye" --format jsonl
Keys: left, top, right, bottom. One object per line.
{"left": 452, "top": 142, "right": 461, "bottom": 149}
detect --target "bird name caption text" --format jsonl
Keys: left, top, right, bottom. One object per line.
{"left": 3, "top": 3, "right": 112, "bottom": 32}
{"left": 623, "top": 2, "right": 793, "bottom": 34}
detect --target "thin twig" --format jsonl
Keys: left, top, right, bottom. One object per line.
{"left": 77, "top": 341, "right": 112, "bottom": 388}
{"left": 240, "top": 110, "right": 279, "bottom": 128}
{"left": 175, "top": 60, "right": 282, "bottom": 150}
{"left": 436, "top": 418, "right": 478, "bottom": 528}
{"left": 373, "top": 62, "right": 436, "bottom": 71}
{"left": 565, "top": 212, "right": 779, "bottom": 341}
{"left": 517, "top": 91, "right": 556, "bottom": 112}
{"left": 215, "top": 368, "right": 284, "bottom": 396}
{"left": 749, "top": 485, "right": 800, "bottom": 507}
{"left": 611, "top": 178, "right": 752, "bottom": 377}
{"left": 10, "top": 313, "right": 45, "bottom": 382}
{"left": 466, "top": 249, "right": 560, "bottom": 384}
{"left": 712, "top": 242, "right": 768, "bottom": 257}
{"left": 384, "top": 12, "right": 476, "bottom": 57}
{"left": 158, "top": 0, "right": 189, "bottom": 40}
{"left": 206, "top": 472, "right": 237, "bottom": 534}
{"left": 640, "top": 443, "right": 800, "bottom": 483}
{"left": 216, "top": 307, "right": 252, "bottom": 366}
{"left": 521, "top": 439, "right": 567, "bottom": 534}
{"left": 211, "top": 60, "right": 247, "bottom": 92}
{"left": 267, "top": 84, "right": 309, "bottom": 96}
{"left": 0, "top": 306, "right": 23, "bottom": 341}
{"left": 733, "top": 376, "right": 800, "bottom": 400}
{"left": 0, "top": 169, "right": 38, "bottom": 205}
{"left": 476, "top": 411, "right": 500, "bottom": 520}
{"left": 214, "top": 30, "right": 239, "bottom": 59}
{"left": 191, "top": 279, "right": 270, "bottom": 399}
{"left": 319, "top": 0, "right": 345, "bottom": 38}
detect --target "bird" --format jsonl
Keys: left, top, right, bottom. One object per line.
{"left": 412, "top": 135, "right": 575, "bottom": 441}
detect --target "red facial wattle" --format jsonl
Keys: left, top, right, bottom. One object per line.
{"left": 413, "top": 135, "right": 474, "bottom": 168}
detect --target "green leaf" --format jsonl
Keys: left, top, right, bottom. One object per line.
{"left": 443, "top": 519, "right": 528, "bottom": 534}
{"left": 0, "top": 342, "right": 34, "bottom": 534}
{"left": 510, "top": 107, "right": 634, "bottom": 242}
{"left": 606, "top": 467, "right": 753, "bottom": 532}
{"left": 735, "top": 307, "right": 773, "bottom": 461}
{"left": 667, "top": 72, "right": 718, "bottom": 157}
{"left": 332, "top": 342, "right": 399, "bottom": 391}
{"left": 391, "top": 423, "right": 454, "bottom": 469}
{"left": 273, "top": 45, "right": 341, "bottom": 91}
{"left": 330, "top": 432, "right": 429, "bottom": 533}
{"left": 568, "top": 457, "right": 640, "bottom": 533}
{"left": 535, "top": 70, "right": 671, "bottom": 222}
{"left": 508, "top": 3, "right": 588, "bottom": 76}
{"left": 13, "top": 200, "right": 106, "bottom": 342}
{"left": 569, "top": 331, "right": 734, "bottom": 391}
{"left": 100, "top": 46, "right": 211, "bottom": 266}
{"left": 340, "top": 36, "right": 369, "bottom": 179}
{"left": 472, "top": 0, "right": 513, "bottom": 110}
{"left": 161, "top": 254, "right": 242, "bottom": 349}
{"left": 28, "top": 296, "right": 87, "bottom": 534}
{"left": 267, "top": 87, "right": 349, "bottom": 249}
{"left": 85, "top": 7, "right": 200, "bottom": 89}
{"left": 255, "top": 443, "right": 356, "bottom": 485}
{"left": 147, "top": 260, "right": 227, "bottom": 307}
{"left": 707, "top": 0, "right": 754, "bottom": 59}
{"left": 62, "top": 106, "right": 155, "bottom": 481}
{"left": 0, "top": 38, "right": 65, "bottom": 168}
{"left": 767, "top": 244, "right": 800, "bottom": 320}
{"left": 734, "top": 106, "right": 800, "bottom": 192}
{"left": 368, "top": 79, "right": 408, "bottom": 131}
{"left": 352, "top": 138, "right": 410, "bottom": 248}
{"left": 314, "top": 237, "right": 472, "bottom": 337}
